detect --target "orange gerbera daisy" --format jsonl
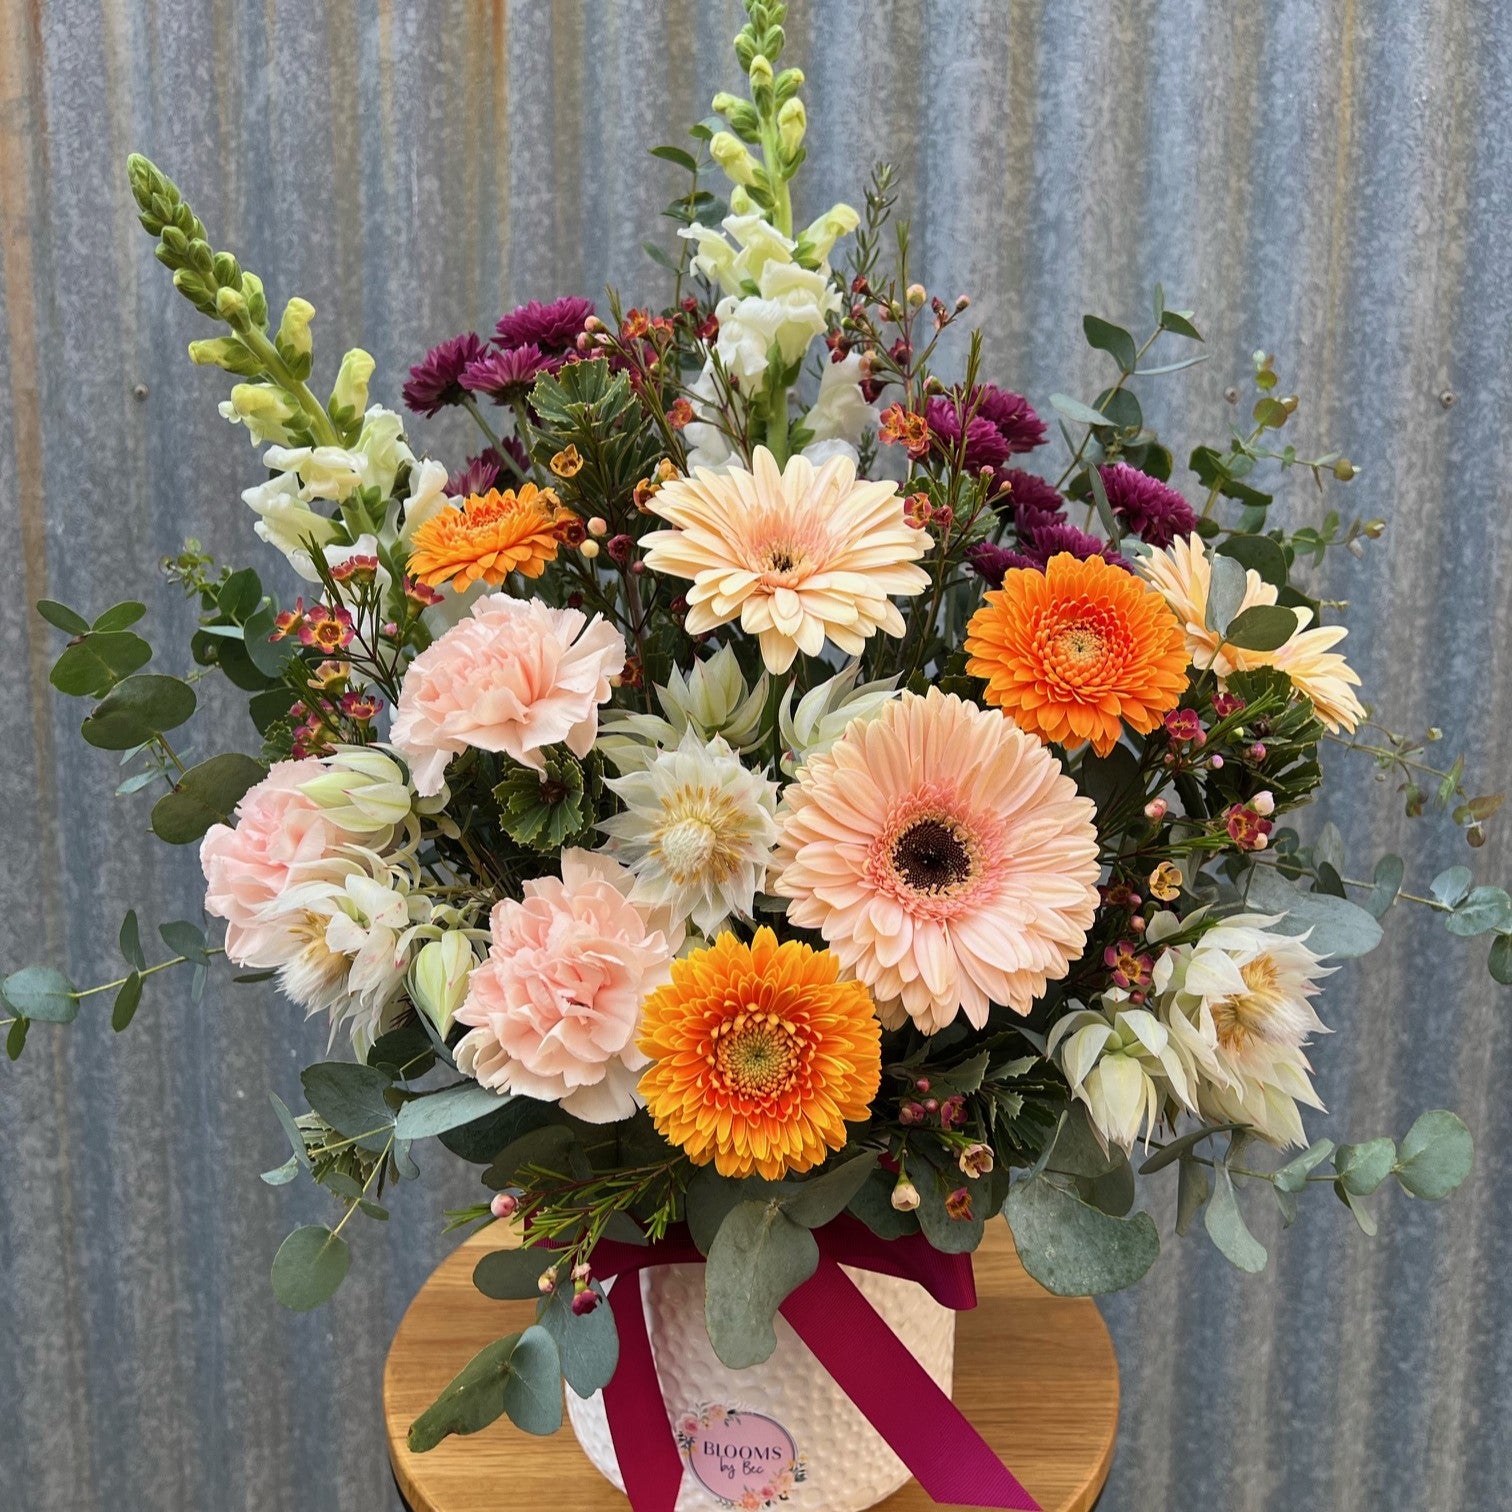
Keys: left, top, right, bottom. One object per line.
{"left": 964, "top": 551, "right": 1188, "bottom": 756}
{"left": 637, "top": 928, "right": 881, "bottom": 1180}
{"left": 406, "top": 483, "right": 574, "bottom": 591}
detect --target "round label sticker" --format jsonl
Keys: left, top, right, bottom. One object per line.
{"left": 677, "top": 1403, "right": 805, "bottom": 1507}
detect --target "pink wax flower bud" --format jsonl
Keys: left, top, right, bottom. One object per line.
{"left": 489, "top": 1191, "right": 520, "bottom": 1221}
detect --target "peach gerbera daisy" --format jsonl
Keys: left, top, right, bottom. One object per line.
{"left": 637, "top": 928, "right": 881, "bottom": 1179}
{"left": 639, "top": 446, "right": 931, "bottom": 673}
{"left": 406, "top": 482, "right": 574, "bottom": 591}
{"left": 964, "top": 551, "right": 1188, "bottom": 756}
{"left": 1137, "top": 532, "right": 1364, "bottom": 732}
{"left": 773, "top": 688, "right": 1100, "bottom": 1033}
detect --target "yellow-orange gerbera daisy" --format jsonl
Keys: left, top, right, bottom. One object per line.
{"left": 964, "top": 552, "right": 1188, "bottom": 756}
{"left": 406, "top": 483, "right": 574, "bottom": 591}
{"left": 637, "top": 928, "right": 881, "bottom": 1180}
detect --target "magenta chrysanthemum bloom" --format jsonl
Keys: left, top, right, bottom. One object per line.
{"left": 925, "top": 396, "right": 1010, "bottom": 471}
{"left": 1098, "top": 462, "right": 1199, "bottom": 548}
{"left": 494, "top": 296, "right": 596, "bottom": 353}
{"left": 1023, "top": 519, "right": 1131, "bottom": 571}
{"left": 967, "top": 540, "right": 1036, "bottom": 587}
{"left": 973, "top": 385, "right": 1047, "bottom": 454}
{"left": 446, "top": 440, "right": 528, "bottom": 498}
{"left": 994, "top": 467, "right": 1066, "bottom": 527}
{"left": 403, "top": 332, "right": 487, "bottom": 417}
{"left": 461, "top": 344, "right": 549, "bottom": 403}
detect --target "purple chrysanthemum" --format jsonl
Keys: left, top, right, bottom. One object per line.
{"left": 446, "top": 440, "right": 529, "bottom": 498}
{"left": 973, "top": 385, "right": 1048, "bottom": 455}
{"left": 993, "top": 467, "right": 1066, "bottom": 528}
{"left": 461, "top": 344, "right": 550, "bottom": 403}
{"left": 925, "top": 396, "right": 1010, "bottom": 471}
{"left": 403, "top": 332, "right": 487, "bottom": 417}
{"left": 967, "top": 540, "right": 1036, "bottom": 587}
{"left": 1097, "top": 462, "right": 1198, "bottom": 548}
{"left": 1022, "top": 519, "right": 1132, "bottom": 571}
{"left": 494, "top": 296, "right": 596, "bottom": 353}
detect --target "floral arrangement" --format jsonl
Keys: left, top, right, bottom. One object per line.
{"left": 6, "top": 0, "right": 1503, "bottom": 1480}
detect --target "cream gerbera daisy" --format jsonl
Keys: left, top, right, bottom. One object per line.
{"left": 1138, "top": 532, "right": 1364, "bottom": 732}
{"left": 1151, "top": 913, "right": 1332, "bottom": 1147}
{"left": 639, "top": 446, "right": 931, "bottom": 673}
{"left": 599, "top": 730, "right": 779, "bottom": 934}
{"left": 773, "top": 688, "right": 1101, "bottom": 1032}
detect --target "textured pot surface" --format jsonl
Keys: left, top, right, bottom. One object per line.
{"left": 567, "top": 1261, "right": 956, "bottom": 1512}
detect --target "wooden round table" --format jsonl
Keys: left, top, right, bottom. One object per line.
{"left": 385, "top": 1224, "right": 1118, "bottom": 1512}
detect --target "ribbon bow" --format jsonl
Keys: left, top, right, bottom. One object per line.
{"left": 590, "top": 1214, "right": 1040, "bottom": 1511}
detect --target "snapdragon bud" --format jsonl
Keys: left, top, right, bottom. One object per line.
{"left": 331, "top": 347, "right": 375, "bottom": 420}
{"left": 408, "top": 932, "right": 477, "bottom": 1036}
{"left": 186, "top": 336, "right": 261, "bottom": 376}
{"left": 276, "top": 297, "right": 316, "bottom": 375}
{"left": 710, "top": 131, "right": 762, "bottom": 188}
{"left": 748, "top": 53, "right": 775, "bottom": 108}
{"left": 777, "top": 97, "right": 806, "bottom": 160}
{"left": 214, "top": 284, "right": 251, "bottom": 329}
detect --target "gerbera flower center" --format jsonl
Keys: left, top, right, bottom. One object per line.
{"left": 1211, "top": 954, "right": 1285, "bottom": 1051}
{"left": 891, "top": 817, "right": 975, "bottom": 893}
{"left": 710, "top": 1010, "right": 802, "bottom": 1103}
{"left": 1052, "top": 620, "right": 1106, "bottom": 664}
{"left": 761, "top": 540, "right": 805, "bottom": 576}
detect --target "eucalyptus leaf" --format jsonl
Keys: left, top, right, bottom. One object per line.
{"left": 1082, "top": 314, "right": 1137, "bottom": 372}
{"left": 1242, "top": 865, "right": 1383, "bottom": 958}
{"left": 394, "top": 1083, "right": 509, "bottom": 1141}
{"left": 1430, "top": 865, "right": 1473, "bottom": 909}
{"left": 50, "top": 631, "right": 152, "bottom": 697}
{"left": 93, "top": 600, "right": 147, "bottom": 633}
{"left": 1138, "top": 1122, "right": 1245, "bottom": 1175}
{"left": 705, "top": 1200, "right": 819, "bottom": 1368}
{"left": 1334, "top": 1137, "right": 1396, "bottom": 1197}
{"left": 271, "top": 1224, "right": 350, "bottom": 1311}
{"left": 1175, "top": 1154, "right": 1210, "bottom": 1236}
{"left": 474, "top": 1245, "right": 559, "bottom": 1301}
{"left": 1367, "top": 854, "right": 1405, "bottom": 919}
{"left": 915, "top": 1166, "right": 987, "bottom": 1254}
{"left": 111, "top": 970, "right": 143, "bottom": 1032}
{"left": 159, "top": 919, "right": 209, "bottom": 963}
{"left": 1445, "top": 886, "right": 1512, "bottom": 938}
{"left": 80, "top": 674, "right": 196, "bottom": 750}
{"left": 407, "top": 1326, "right": 562, "bottom": 1451}
{"left": 780, "top": 1152, "right": 878, "bottom": 1228}
{"left": 300, "top": 1061, "right": 396, "bottom": 1150}
{"left": 1049, "top": 392, "right": 1112, "bottom": 428}
{"left": 846, "top": 1166, "right": 922, "bottom": 1239}
{"left": 1223, "top": 605, "right": 1300, "bottom": 653}
{"left": 1215, "top": 534, "right": 1287, "bottom": 588}
{"left": 1204, "top": 554, "right": 1248, "bottom": 634}
{"left": 118, "top": 909, "right": 146, "bottom": 971}
{"left": 1, "top": 966, "right": 78, "bottom": 1023}
{"left": 540, "top": 1282, "right": 620, "bottom": 1398}
{"left": 37, "top": 599, "right": 91, "bottom": 635}
{"left": 150, "top": 752, "right": 265, "bottom": 844}
{"left": 1489, "top": 934, "right": 1512, "bottom": 986}
{"left": 1003, "top": 1176, "right": 1160, "bottom": 1295}
{"left": 260, "top": 1155, "right": 300, "bottom": 1186}
{"left": 1394, "top": 1110, "right": 1473, "bottom": 1199}
{"left": 1273, "top": 1138, "right": 1335, "bottom": 1193}
{"left": 1203, "top": 1166, "right": 1267, "bottom": 1272}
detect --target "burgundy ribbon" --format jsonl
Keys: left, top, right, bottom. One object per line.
{"left": 592, "top": 1214, "right": 1040, "bottom": 1511}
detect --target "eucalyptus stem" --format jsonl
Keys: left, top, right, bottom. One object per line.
{"left": 71, "top": 947, "right": 225, "bottom": 1000}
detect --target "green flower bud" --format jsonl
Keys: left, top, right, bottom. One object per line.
{"left": 408, "top": 933, "right": 477, "bottom": 1035}
{"left": 241, "top": 271, "right": 269, "bottom": 329}
{"left": 226, "top": 382, "right": 299, "bottom": 444}
{"left": 775, "top": 66, "right": 804, "bottom": 104}
{"left": 299, "top": 747, "right": 414, "bottom": 835}
{"left": 710, "top": 131, "right": 761, "bottom": 188}
{"left": 331, "top": 347, "right": 375, "bottom": 420}
{"left": 214, "top": 284, "right": 251, "bottom": 329}
{"left": 186, "top": 336, "right": 262, "bottom": 376}
{"left": 777, "top": 97, "right": 806, "bottom": 159}
{"left": 748, "top": 52, "right": 774, "bottom": 109}
{"left": 277, "top": 297, "right": 316, "bottom": 378}
{"left": 211, "top": 250, "right": 242, "bottom": 289}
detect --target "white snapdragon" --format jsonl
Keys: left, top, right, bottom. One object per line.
{"left": 800, "top": 352, "right": 875, "bottom": 465}
{"left": 264, "top": 405, "right": 415, "bottom": 503}
{"left": 243, "top": 473, "right": 343, "bottom": 570}
{"left": 714, "top": 260, "right": 840, "bottom": 385}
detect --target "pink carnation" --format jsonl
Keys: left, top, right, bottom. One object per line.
{"left": 390, "top": 595, "right": 625, "bottom": 796}
{"left": 200, "top": 759, "right": 349, "bottom": 966}
{"left": 453, "top": 850, "right": 678, "bottom": 1121}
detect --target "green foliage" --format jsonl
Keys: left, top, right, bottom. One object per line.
{"left": 1204, "top": 1165, "right": 1267, "bottom": 1272}
{"left": 1002, "top": 1175, "right": 1161, "bottom": 1295}
{"left": 539, "top": 1281, "right": 620, "bottom": 1397}
{"left": 150, "top": 752, "right": 265, "bottom": 844}
{"left": 493, "top": 750, "right": 595, "bottom": 852}
{"left": 704, "top": 1200, "right": 819, "bottom": 1368}
{"left": 301, "top": 1061, "right": 396, "bottom": 1152}
{"left": 394, "top": 1083, "right": 508, "bottom": 1142}
{"left": 1, "top": 966, "right": 78, "bottom": 1023}
{"left": 271, "top": 1224, "right": 351, "bottom": 1311}
{"left": 49, "top": 630, "right": 153, "bottom": 697}
{"left": 474, "top": 1246, "right": 559, "bottom": 1301}
{"left": 408, "top": 1326, "right": 562, "bottom": 1451}
{"left": 1242, "top": 862, "right": 1382, "bottom": 958}
{"left": 1393, "top": 1111, "right": 1473, "bottom": 1199}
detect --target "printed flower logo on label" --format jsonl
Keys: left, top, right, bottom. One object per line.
{"left": 677, "top": 1402, "right": 808, "bottom": 1508}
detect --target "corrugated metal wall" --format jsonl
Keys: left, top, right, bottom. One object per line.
{"left": 2, "top": 1, "right": 1509, "bottom": 1508}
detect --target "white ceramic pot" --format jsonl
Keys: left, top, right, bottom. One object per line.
{"left": 567, "top": 1260, "right": 956, "bottom": 1512}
